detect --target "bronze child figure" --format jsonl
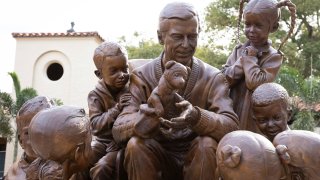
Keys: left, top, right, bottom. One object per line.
{"left": 222, "top": 0, "right": 296, "bottom": 132}
{"left": 4, "top": 96, "right": 62, "bottom": 180}
{"left": 216, "top": 130, "right": 286, "bottom": 180}
{"left": 252, "top": 82, "right": 291, "bottom": 141}
{"left": 87, "top": 41, "right": 131, "bottom": 179}
{"left": 274, "top": 130, "right": 320, "bottom": 180}
{"left": 28, "top": 105, "right": 92, "bottom": 180}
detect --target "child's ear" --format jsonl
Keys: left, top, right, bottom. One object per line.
{"left": 74, "top": 143, "right": 87, "bottom": 171}
{"left": 94, "top": 70, "right": 102, "bottom": 79}
{"left": 18, "top": 134, "right": 23, "bottom": 148}
{"left": 74, "top": 143, "right": 84, "bottom": 162}
{"left": 271, "top": 22, "right": 279, "bottom": 33}
{"left": 287, "top": 108, "right": 293, "bottom": 124}
{"left": 157, "top": 30, "right": 164, "bottom": 45}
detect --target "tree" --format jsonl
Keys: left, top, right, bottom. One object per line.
{"left": 204, "top": 0, "right": 320, "bottom": 78}
{"left": 205, "top": 0, "right": 320, "bottom": 130}
{"left": 0, "top": 92, "right": 14, "bottom": 142}
{"left": 276, "top": 66, "right": 320, "bottom": 130}
{"left": 8, "top": 72, "right": 38, "bottom": 162}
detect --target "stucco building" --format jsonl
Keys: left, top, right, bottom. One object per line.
{"left": 1, "top": 31, "right": 104, "bottom": 176}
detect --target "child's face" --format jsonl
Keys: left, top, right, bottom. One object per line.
{"left": 100, "top": 55, "right": 129, "bottom": 90}
{"left": 244, "top": 12, "right": 270, "bottom": 47}
{"left": 253, "top": 101, "right": 289, "bottom": 141}
{"left": 20, "top": 126, "right": 37, "bottom": 160}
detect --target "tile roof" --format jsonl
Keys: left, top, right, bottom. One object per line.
{"left": 12, "top": 32, "right": 104, "bottom": 42}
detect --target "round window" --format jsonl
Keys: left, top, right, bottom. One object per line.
{"left": 47, "top": 63, "right": 64, "bottom": 81}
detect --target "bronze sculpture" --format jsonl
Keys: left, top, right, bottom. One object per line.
{"left": 28, "top": 105, "right": 92, "bottom": 180}
{"left": 222, "top": 0, "right": 296, "bottom": 132}
{"left": 274, "top": 130, "right": 320, "bottom": 180}
{"left": 136, "top": 60, "right": 190, "bottom": 137}
{"left": 252, "top": 83, "right": 291, "bottom": 141}
{"left": 4, "top": 1, "right": 311, "bottom": 180}
{"left": 88, "top": 41, "right": 131, "bottom": 179}
{"left": 4, "top": 96, "right": 61, "bottom": 180}
{"left": 112, "top": 2, "right": 239, "bottom": 180}
{"left": 216, "top": 130, "right": 285, "bottom": 180}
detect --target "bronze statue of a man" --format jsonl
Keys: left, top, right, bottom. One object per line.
{"left": 112, "top": 2, "right": 239, "bottom": 180}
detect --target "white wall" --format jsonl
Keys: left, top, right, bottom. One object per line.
{"left": 13, "top": 36, "right": 102, "bottom": 111}
{"left": 4, "top": 35, "right": 102, "bottom": 173}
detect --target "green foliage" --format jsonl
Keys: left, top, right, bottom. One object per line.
{"left": 8, "top": 72, "right": 21, "bottom": 97}
{"left": 52, "top": 98, "right": 64, "bottom": 106}
{"left": 126, "top": 40, "right": 162, "bottom": 59}
{"left": 195, "top": 45, "right": 227, "bottom": 69}
{"left": 205, "top": 0, "right": 320, "bottom": 78}
{"left": 8, "top": 72, "right": 38, "bottom": 161}
{"left": 205, "top": 0, "right": 239, "bottom": 32}
{"left": 205, "top": 0, "right": 320, "bottom": 130}
{"left": 118, "top": 33, "right": 162, "bottom": 59}
{"left": 276, "top": 65, "right": 304, "bottom": 97}
{"left": 0, "top": 92, "right": 14, "bottom": 142}
{"left": 290, "top": 110, "right": 315, "bottom": 131}
{"left": 16, "top": 88, "right": 38, "bottom": 113}
{"left": 276, "top": 67, "right": 320, "bottom": 130}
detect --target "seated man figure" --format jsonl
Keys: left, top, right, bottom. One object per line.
{"left": 112, "top": 2, "right": 239, "bottom": 180}
{"left": 252, "top": 82, "right": 292, "bottom": 141}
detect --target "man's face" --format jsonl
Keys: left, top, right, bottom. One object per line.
{"left": 253, "top": 102, "right": 289, "bottom": 141}
{"left": 160, "top": 17, "right": 199, "bottom": 66}
{"left": 100, "top": 55, "right": 129, "bottom": 91}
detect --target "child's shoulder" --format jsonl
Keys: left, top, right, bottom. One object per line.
{"left": 268, "top": 45, "right": 282, "bottom": 56}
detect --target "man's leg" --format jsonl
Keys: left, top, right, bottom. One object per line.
{"left": 90, "top": 150, "right": 118, "bottom": 180}
{"left": 124, "top": 136, "right": 181, "bottom": 180}
{"left": 184, "top": 136, "right": 218, "bottom": 180}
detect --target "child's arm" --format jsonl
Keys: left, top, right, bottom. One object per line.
{"left": 88, "top": 91, "right": 120, "bottom": 136}
{"left": 241, "top": 47, "right": 282, "bottom": 90}
{"left": 222, "top": 45, "right": 245, "bottom": 87}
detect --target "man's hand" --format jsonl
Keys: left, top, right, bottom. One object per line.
{"left": 118, "top": 93, "right": 131, "bottom": 110}
{"left": 161, "top": 95, "right": 199, "bottom": 129}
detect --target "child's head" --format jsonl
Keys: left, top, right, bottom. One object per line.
{"left": 29, "top": 105, "right": 91, "bottom": 178}
{"left": 93, "top": 41, "right": 129, "bottom": 91}
{"left": 252, "top": 83, "right": 291, "bottom": 141}
{"left": 274, "top": 130, "right": 320, "bottom": 179}
{"left": 16, "top": 96, "right": 55, "bottom": 160}
{"left": 238, "top": 0, "right": 296, "bottom": 50}
{"left": 217, "top": 130, "right": 284, "bottom": 180}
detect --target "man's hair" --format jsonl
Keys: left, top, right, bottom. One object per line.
{"left": 158, "top": 2, "right": 200, "bottom": 32}
{"left": 29, "top": 105, "right": 90, "bottom": 163}
{"left": 252, "top": 83, "right": 289, "bottom": 107}
{"left": 93, "top": 41, "right": 128, "bottom": 70}
{"left": 16, "top": 96, "right": 54, "bottom": 135}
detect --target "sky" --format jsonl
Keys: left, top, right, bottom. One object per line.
{"left": 0, "top": 0, "right": 212, "bottom": 93}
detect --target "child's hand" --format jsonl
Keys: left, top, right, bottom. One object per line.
{"left": 118, "top": 93, "right": 131, "bottom": 110}
{"left": 244, "top": 46, "right": 258, "bottom": 57}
